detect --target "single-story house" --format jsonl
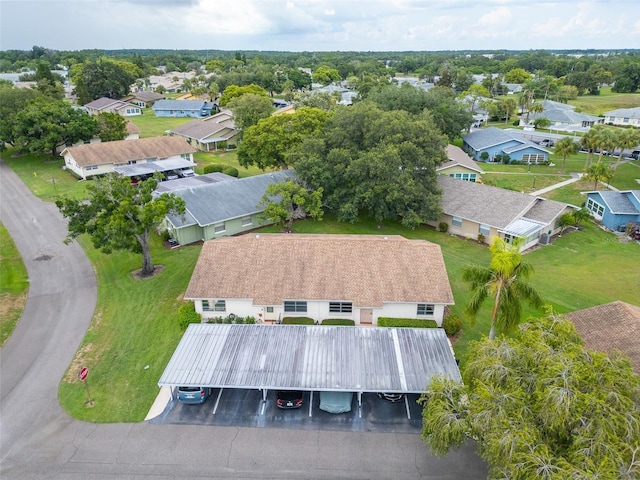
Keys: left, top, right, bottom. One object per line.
{"left": 603, "top": 107, "right": 640, "bottom": 127}
{"left": 428, "top": 175, "right": 576, "bottom": 249}
{"left": 121, "top": 91, "right": 165, "bottom": 108}
{"left": 463, "top": 127, "right": 551, "bottom": 164}
{"left": 565, "top": 301, "right": 640, "bottom": 374}
{"left": 162, "top": 170, "right": 296, "bottom": 245}
{"left": 152, "top": 99, "right": 216, "bottom": 117}
{"left": 437, "top": 145, "right": 484, "bottom": 182}
{"left": 167, "top": 111, "right": 240, "bottom": 151}
{"left": 184, "top": 234, "right": 454, "bottom": 326}
{"left": 84, "top": 97, "right": 142, "bottom": 116}
{"left": 61, "top": 136, "right": 196, "bottom": 180}
{"left": 527, "top": 100, "right": 603, "bottom": 130}
{"left": 583, "top": 190, "right": 640, "bottom": 232}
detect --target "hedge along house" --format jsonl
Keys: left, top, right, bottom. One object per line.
{"left": 184, "top": 234, "right": 454, "bottom": 326}
{"left": 463, "top": 127, "right": 551, "bottom": 164}
{"left": 428, "top": 176, "right": 576, "bottom": 249}
{"left": 162, "top": 170, "right": 296, "bottom": 245}
{"left": 60, "top": 136, "right": 197, "bottom": 180}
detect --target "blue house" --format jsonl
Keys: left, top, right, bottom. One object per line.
{"left": 583, "top": 190, "right": 640, "bottom": 232}
{"left": 152, "top": 100, "right": 216, "bottom": 118}
{"left": 463, "top": 127, "right": 550, "bottom": 164}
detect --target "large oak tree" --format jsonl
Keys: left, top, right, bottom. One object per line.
{"left": 56, "top": 174, "right": 185, "bottom": 277}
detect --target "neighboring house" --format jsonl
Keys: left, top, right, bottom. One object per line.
{"left": 527, "top": 100, "right": 603, "bottom": 130}
{"left": 503, "top": 83, "right": 523, "bottom": 94}
{"left": 152, "top": 99, "right": 216, "bottom": 118}
{"left": 437, "top": 145, "right": 484, "bottom": 182}
{"left": 61, "top": 136, "right": 196, "bottom": 180}
{"left": 121, "top": 91, "right": 165, "bottom": 108}
{"left": 163, "top": 170, "right": 296, "bottom": 245}
{"left": 84, "top": 97, "right": 142, "bottom": 116}
{"left": 565, "top": 301, "right": 640, "bottom": 374}
{"left": 125, "top": 121, "right": 140, "bottom": 140}
{"left": 167, "top": 110, "right": 240, "bottom": 151}
{"left": 184, "top": 234, "right": 454, "bottom": 326}
{"left": 428, "top": 175, "right": 575, "bottom": 249}
{"left": 463, "top": 127, "right": 551, "bottom": 164}
{"left": 603, "top": 107, "right": 640, "bottom": 127}
{"left": 583, "top": 190, "right": 640, "bottom": 232}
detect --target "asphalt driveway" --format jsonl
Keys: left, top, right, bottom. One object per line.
{"left": 0, "top": 159, "right": 488, "bottom": 479}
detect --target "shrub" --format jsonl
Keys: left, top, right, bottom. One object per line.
{"left": 178, "top": 302, "right": 201, "bottom": 330}
{"left": 377, "top": 317, "right": 438, "bottom": 328}
{"left": 282, "top": 316, "right": 315, "bottom": 325}
{"left": 480, "top": 151, "right": 489, "bottom": 162}
{"left": 512, "top": 120, "right": 519, "bottom": 126}
{"left": 438, "top": 222, "right": 449, "bottom": 233}
{"left": 203, "top": 163, "right": 225, "bottom": 174}
{"left": 477, "top": 233, "right": 486, "bottom": 244}
{"left": 222, "top": 166, "right": 239, "bottom": 177}
{"left": 442, "top": 314, "right": 462, "bottom": 336}
{"left": 322, "top": 319, "right": 356, "bottom": 326}
{"left": 245, "top": 316, "right": 256, "bottom": 324}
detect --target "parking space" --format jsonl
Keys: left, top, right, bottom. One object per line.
{"left": 148, "top": 388, "right": 424, "bottom": 433}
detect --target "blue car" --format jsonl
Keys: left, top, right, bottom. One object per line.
{"left": 176, "top": 386, "right": 211, "bottom": 404}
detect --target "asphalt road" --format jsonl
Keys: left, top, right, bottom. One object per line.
{"left": 0, "top": 159, "right": 488, "bottom": 479}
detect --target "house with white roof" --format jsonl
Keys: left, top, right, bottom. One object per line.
{"left": 603, "top": 107, "right": 640, "bottom": 127}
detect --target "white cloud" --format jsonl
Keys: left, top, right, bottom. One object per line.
{"left": 476, "top": 6, "right": 513, "bottom": 28}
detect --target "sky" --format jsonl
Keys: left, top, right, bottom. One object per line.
{"left": 1, "top": 0, "right": 639, "bottom": 52}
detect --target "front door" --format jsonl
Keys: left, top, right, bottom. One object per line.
{"left": 360, "top": 309, "right": 373, "bottom": 325}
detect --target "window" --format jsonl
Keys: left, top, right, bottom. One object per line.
{"left": 623, "top": 117, "right": 630, "bottom": 123}
{"left": 329, "top": 302, "right": 352, "bottom": 313}
{"left": 284, "top": 301, "right": 307, "bottom": 313}
{"left": 522, "top": 154, "right": 545, "bottom": 164}
{"left": 504, "top": 233, "right": 517, "bottom": 244}
{"left": 242, "top": 216, "right": 252, "bottom": 227}
{"left": 202, "top": 300, "right": 211, "bottom": 311}
{"left": 452, "top": 216, "right": 462, "bottom": 227}
{"left": 586, "top": 198, "right": 604, "bottom": 217}
{"left": 214, "top": 223, "right": 225, "bottom": 234}
{"left": 180, "top": 153, "right": 191, "bottom": 160}
{"left": 417, "top": 304, "right": 435, "bottom": 316}
{"left": 214, "top": 300, "right": 226, "bottom": 312}
{"left": 266, "top": 307, "right": 274, "bottom": 313}
{"left": 479, "top": 224, "right": 490, "bottom": 235}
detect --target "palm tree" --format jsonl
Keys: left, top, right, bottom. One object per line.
{"left": 580, "top": 128, "right": 599, "bottom": 168}
{"left": 592, "top": 125, "right": 617, "bottom": 163}
{"left": 554, "top": 137, "right": 579, "bottom": 173}
{"left": 462, "top": 238, "right": 544, "bottom": 341}
{"left": 614, "top": 129, "right": 640, "bottom": 168}
{"left": 585, "top": 162, "right": 614, "bottom": 190}
{"left": 527, "top": 101, "right": 544, "bottom": 125}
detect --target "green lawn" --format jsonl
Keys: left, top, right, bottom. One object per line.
{"left": 0, "top": 222, "right": 29, "bottom": 348}
{"left": 1, "top": 149, "right": 88, "bottom": 202}
{"left": 128, "top": 109, "right": 193, "bottom": 138}
{"left": 568, "top": 87, "right": 640, "bottom": 116}
{"left": 193, "top": 149, "right": 273, "bottom": 178}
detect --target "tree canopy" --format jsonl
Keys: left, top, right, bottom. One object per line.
{"left": 71, "top": 59, "right": 137, "bottom": 104}
{"left": 56, "top": 174, "right": 185, "bottom": 277}
{"left": 13, "top": 97, "right": 98, "bottom": 156}
{"left": 227, "top": 93, "right": 274, "bottom": 130}
{"left": 218, "top": 83, "right": 269, "bottom": 107}
{"left": 238, "top": 106, "right": 331, "bottom": 170}
{"left": 289, "top": 101, "right": 448, "bottom": 228}
{"left": 260, "top": 179, "right": 324, "bottom": 232}
{"left": 96, "top": 112, "right": 128, "bottom": 142}
{"left": 421, "top": 312, "right": 640, "bottom": 480}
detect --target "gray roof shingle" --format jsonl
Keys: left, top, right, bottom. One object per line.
{"left": 152, "top": 99, "right": 207, "bottom": 111}
{"left": 166, "top": 170, "right": 296, "bottom": 227}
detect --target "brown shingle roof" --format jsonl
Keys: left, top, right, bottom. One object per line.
{"left": 438, "top": 145, "right": 484, "bottom": 174}
{"left": 62, "top": 136, "right": 196, "bottom": 167}
{"left": 565, "top": 301, "right": 640, "bottom": 373}
{"left": 185, "top": 234, "right": 454, "bottom": 307}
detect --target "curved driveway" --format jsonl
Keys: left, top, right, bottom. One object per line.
{"left": 0, "top": 160, "right": 487, "bottom": 479}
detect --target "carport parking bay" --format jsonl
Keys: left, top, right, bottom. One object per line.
{"left": 149, "top": 387, "right": 424, "bottom": 433}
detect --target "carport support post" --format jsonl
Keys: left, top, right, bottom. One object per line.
{"left": 261, "top": 388, "right": 267, "bottom": 402}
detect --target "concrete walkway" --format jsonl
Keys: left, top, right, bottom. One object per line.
{"left": 530, "top": 172, "right": 583, "bottom": 196}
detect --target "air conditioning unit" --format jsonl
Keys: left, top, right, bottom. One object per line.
{"left": 539, "top": 233, "right": 551, "bottom": 245}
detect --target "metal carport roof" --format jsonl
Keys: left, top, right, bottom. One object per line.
{"left": 158, "top": 324, "right": 461, "bottom": 393}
